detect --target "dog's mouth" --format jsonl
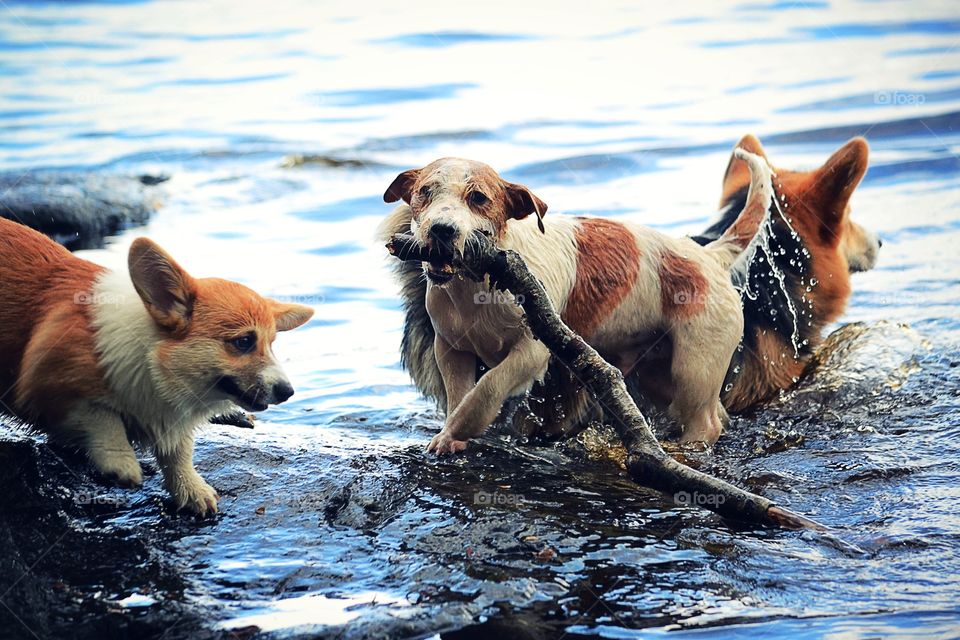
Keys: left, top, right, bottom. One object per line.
{"left": 216, "top": 376, "right": 269, "bottom": 412}
{"left": 425, "top": 261, "right": 456, "bottom": 285}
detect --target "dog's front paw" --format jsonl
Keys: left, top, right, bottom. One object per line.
{"left": 167, "top": 473, "right": 220, "bottom": 517}
{"left": 426, "top": 431, "right": 469, "bottom": 455}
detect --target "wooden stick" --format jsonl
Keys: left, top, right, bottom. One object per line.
{"left": 387, "top": 231, "right": 826, "bottom": 530}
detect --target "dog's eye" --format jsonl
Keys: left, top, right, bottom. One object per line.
{"left": 229, "top": 334, "right": 256, "bottom": 354}
{"left": 468, "top": 191, "right": 489, "bottom": 206}
{"left": 418, "top": 186, "right": 431, "bottom": 199}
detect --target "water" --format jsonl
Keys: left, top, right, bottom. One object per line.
{"left": 1, "top": 0, "right": 960, "bottom": 638}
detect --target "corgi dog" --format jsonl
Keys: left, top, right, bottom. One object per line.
{"left": 691, "top": 135, "right": 879, "bottom": 411}
{"left": 0, "top": 219, "right": 313, "bottom": 515}
{"left": 379, "top": 152, "right": 775, "bottom": 452}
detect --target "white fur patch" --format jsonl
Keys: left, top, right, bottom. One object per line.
{"left": 500, "top": 215, "right": 580, "bottom": 312}
{"left": 90, "top": 269, "right": 232, "bottom": 453}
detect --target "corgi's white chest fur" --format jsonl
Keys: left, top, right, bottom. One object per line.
{"left": 89, "top": 269, "right": 232, "bottom": 453}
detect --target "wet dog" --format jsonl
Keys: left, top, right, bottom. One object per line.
{"left": 0, "top": 219, "right": 313, "bottom": 514}
{"left": 379, "top": 153, "right": 775, "bottom": 452}
{"left": 691, "top": 135, "right": 879, "bottom": 411}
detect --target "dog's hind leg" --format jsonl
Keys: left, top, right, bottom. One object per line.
{"left": 62, "top": 404, "right": 143, "bottom": 487}
{"left": 667, "top": 323, "right": 738, "bottom": 446}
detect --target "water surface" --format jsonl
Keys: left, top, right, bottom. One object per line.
{"left": 1, "top": 0, "right": 959, "bottom": 638}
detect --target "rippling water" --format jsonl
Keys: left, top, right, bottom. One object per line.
{"left": 2, "top": 0, "right": 959, "bottom": 638}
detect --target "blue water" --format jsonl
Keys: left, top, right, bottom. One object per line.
{"left": 1, "top": 0, "right": 959, "bottom": 638}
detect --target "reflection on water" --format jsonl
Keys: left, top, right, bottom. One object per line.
{"left": 221, "top": 592, "right": 406, "bottom": 632}
{"left": 1, "top": 0, "right": 959, "bottom": 637}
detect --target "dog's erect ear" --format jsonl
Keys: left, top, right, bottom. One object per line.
{"left": 503, "top": 181, "right": 548, "bottom": 233}
{"left": 812, "top": 137, "right": 869, "bottom": 221}
{"left": 128, "top": 238, "right": 197, "bottom": 333}
{"left": 271, "top": 301, "right": 314, "bottom": 332}
{"left": 383, "top": 169, "right": 420, "bottom": 204}
{"left": 721, "top": 134, "right": 769, "bottom": 205}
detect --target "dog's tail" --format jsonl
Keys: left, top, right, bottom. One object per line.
{"left": 376, "top": 205, "right": 447, "bottom": 410}
{"left": 705, "top": 149, "right": 776, "bottom": 271}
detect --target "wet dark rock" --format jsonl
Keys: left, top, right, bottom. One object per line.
{"left": 0, "top": 432, "right": 209, "bottom": 640}
{"left": 0, "top": 171, "right": 168, "bottom": 249}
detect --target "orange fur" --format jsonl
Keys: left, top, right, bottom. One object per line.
{"left": 0, "top": 218, "right": 107, "bottom": 425}
{"left": 721, "top": 332, "right": 806, "bottom": 412}
{"left": 564, "top": 218, "right": 641, "bottom": 338}
{"left": 658, "top": 249, "right": 708, "bottom": 319}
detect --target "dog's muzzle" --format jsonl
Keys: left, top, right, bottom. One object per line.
{"left": 424, "top": 222, "right": 460, "bottom": 284}
{"left": 216, "top": 376, "right": 295, "bottom": 412}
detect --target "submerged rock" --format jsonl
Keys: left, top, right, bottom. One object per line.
{"left": 279, "top": 154, "right": 382, "bottom": 169}
{"left": 0, "top": 171, "right": 168, "bottom": 249}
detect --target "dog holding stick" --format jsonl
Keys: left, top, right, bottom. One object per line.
{"left": 379, "top": 151, "right": 775, "bottom": 452}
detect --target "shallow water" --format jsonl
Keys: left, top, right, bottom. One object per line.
{"left": 1, "top": 0, "right": 960, "bottom": 638}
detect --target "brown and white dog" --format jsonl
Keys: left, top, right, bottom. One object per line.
{"left": 0, "top": 219, "right": 313, "bottom": 514}
{"left": 379, "top": 152, "right": 776, "bottom": 453}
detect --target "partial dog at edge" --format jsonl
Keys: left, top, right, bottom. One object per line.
{"left": 0, "top": 219, "right": 313, "bottom": 515}
{"left": 378, "top": 151, "right": 775, "bottom": 453}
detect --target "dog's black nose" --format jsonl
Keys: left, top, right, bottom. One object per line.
{"left": 272, "top": 381, "right": 294, "bottom": 403}
{"left": 428, "top": 223, "right": 458, "bottom": 245}
{"left": 877, "top": 237, "right": 884, "bottom": 249}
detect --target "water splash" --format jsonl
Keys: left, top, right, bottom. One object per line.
{"left": 733, "top": 173, "right": 807, "bottom": 359}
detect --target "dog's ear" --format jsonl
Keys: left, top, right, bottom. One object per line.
{"left": 721, "top": 134, "right": 769, "bottom": 205}
{"left": 503, "top": 181, "right": 548, "bottom": 233}
{"left": 271, "top": 301, "right": 314, "bottom": 332}
{"left": 812, "top": 137, "right": 869, "bottom": 221}
{"left": 128, "top": 238, "right": 197, "bottom": 333}
{"left": 383, "top": 169, "right": 420, "bottom": 204}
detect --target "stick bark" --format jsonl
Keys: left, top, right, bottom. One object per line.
{"left": 387, "top": 231, "right": 824, "bottom": 530}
